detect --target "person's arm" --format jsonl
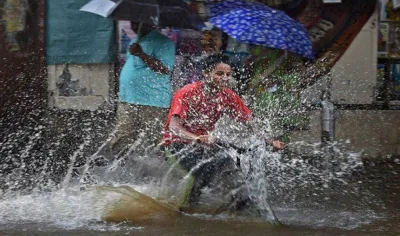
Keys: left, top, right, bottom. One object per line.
{"left": 238, "top": 120, "right": 285, "bottom": 150}
{"left": 169, "top": 115, "right": 214, "bottom": 144}
{"left": 129, "top": 43, "right": 170, "bottom": 74}
{"left": 228, "top": 92, "right": 285, "bottom": 150}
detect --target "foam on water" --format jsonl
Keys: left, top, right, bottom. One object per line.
{"left": 0, "top": 185, "right": 147, "bottom": 231}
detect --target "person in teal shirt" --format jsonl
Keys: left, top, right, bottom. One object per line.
{"left": 111, "top": 22, "right": 176, "bottom": 157}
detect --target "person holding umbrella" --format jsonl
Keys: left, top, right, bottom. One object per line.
{"left": 111, "top": 21, "right": 176, "bottom": 156}
{"left": 80, "top": 0, "right": 206, "bottom": 158}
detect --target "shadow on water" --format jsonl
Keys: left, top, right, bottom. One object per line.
{"left": 0, "top": 113, "right": 399, "bottom": 235}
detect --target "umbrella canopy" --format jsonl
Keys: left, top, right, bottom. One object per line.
{"left": 208, "top": 0, "right": 314, "bottom": 59}
{"left": 110, "top": 0, "right": 206, "bottom": 30}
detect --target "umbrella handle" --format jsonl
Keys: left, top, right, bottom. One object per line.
{"left": 137, "top": 22, "right": 143, "bottom": 40}
{"left": 131, "top": 23, "right": 143, "bottom": 68}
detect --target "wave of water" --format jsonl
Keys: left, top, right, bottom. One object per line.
{"left": 0, "top": 120, "right": 385, "bottom": 232}
{"left": 0, "top": 186, "right": 145, "bottom": 232}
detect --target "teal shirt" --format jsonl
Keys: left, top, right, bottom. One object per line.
{"left": 119, "top": 30, "right": 175, "bottom": 108}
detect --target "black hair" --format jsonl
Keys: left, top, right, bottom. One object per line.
{"left": 202, "top": 53, "right": 231, "bottom": 73}
{"left": 220, "top": 32, "right": 228, "bottom": 52}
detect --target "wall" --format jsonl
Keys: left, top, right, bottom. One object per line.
{"left": 330, "top": 8, "right": 378, "bottom": 104}
{"left": 335, "top": 110, "right": 400, "bottom": 158}
{"left": 47, "top": 64, "right": 115, "bottom": 111}
{"left": 290, "top": 110, "right": 400, "bottom": 158}
{"left": 299, "top": 8, "right": 379, "bottom": 105}
{"left": 0, "top": 0, "right": 47, "bottom": 131}
{"left": 290, "top": 8, "right": 400, "bottom": 159}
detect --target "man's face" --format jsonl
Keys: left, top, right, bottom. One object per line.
{"left": 130, "top": 22, "right": 152, "bottom": 37}
{"left": 207, "top": 62, "right": 232, "bottom": 90}
{"left": 130, "top": 22, "right": 140, "bottom": 33}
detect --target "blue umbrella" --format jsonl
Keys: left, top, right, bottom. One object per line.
{"left": 209, "top": 0, "right": 314, "bottom": 59}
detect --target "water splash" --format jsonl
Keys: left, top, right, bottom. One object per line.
{"left": 0, "top": 115, "right": 384, "bottom": 231}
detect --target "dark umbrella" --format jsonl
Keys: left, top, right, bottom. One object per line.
{"left": 110, "top": 0, "right": 205, "bottom": 30}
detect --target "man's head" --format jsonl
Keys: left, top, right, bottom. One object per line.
{"left": 201, "top": 30, "right": 223, "bottom": 54}
{"left": 130, "top": 22, "right": 154, "bottom": 37}
{"left": 202, "top": 54, "right": 232, "bottom": 90}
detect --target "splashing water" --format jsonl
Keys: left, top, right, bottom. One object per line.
{"left": 0, "top": 186, "right": 142, "bottom": 232}
{"left": 0, "top": 115, "right": 388, "bottom": 233}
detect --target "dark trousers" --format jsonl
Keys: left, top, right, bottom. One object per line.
{"left": 165, "top": 143, "right": 255, "bottom": 214}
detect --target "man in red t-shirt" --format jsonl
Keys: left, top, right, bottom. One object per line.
{"left": 160, "top": 54, "right": 283, "bottom": 214}
{"left": 162, "top": 55, "right": 283, "bottom": 149}
{"left": 161, "top": 79, "right": 252, "bottom": 146}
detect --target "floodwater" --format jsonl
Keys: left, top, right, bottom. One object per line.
{"left": 0, "top": 148, "right": 399, "bottom": 236}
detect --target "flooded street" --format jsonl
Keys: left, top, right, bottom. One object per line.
{"left": 0, "top": 157, "right": 398, "bottom": 236}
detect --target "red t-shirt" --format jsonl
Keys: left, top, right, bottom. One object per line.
{"left": 162, "top": 81, "right": 251, "bottom": 146}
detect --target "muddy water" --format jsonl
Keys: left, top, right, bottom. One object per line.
{"left": 0, "top": 160, "right": 399, "bottom": 236}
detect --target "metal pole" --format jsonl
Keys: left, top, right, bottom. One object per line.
{"left": 321, "top": 91, "right": 335, "bottom": 143}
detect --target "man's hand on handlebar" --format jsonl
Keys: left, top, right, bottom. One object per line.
{"left": 271, "top": 140, "right": 285, "bottom": 150}
{"left": 265, "top": 137, "right": 285, "bottom": 150}
{"left": 196, "top": 135, "right": 216, "bottom": 145}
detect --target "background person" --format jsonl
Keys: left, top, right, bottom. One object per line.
{"left": 111, "top": 21, "right": 176, "bottom": 157}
